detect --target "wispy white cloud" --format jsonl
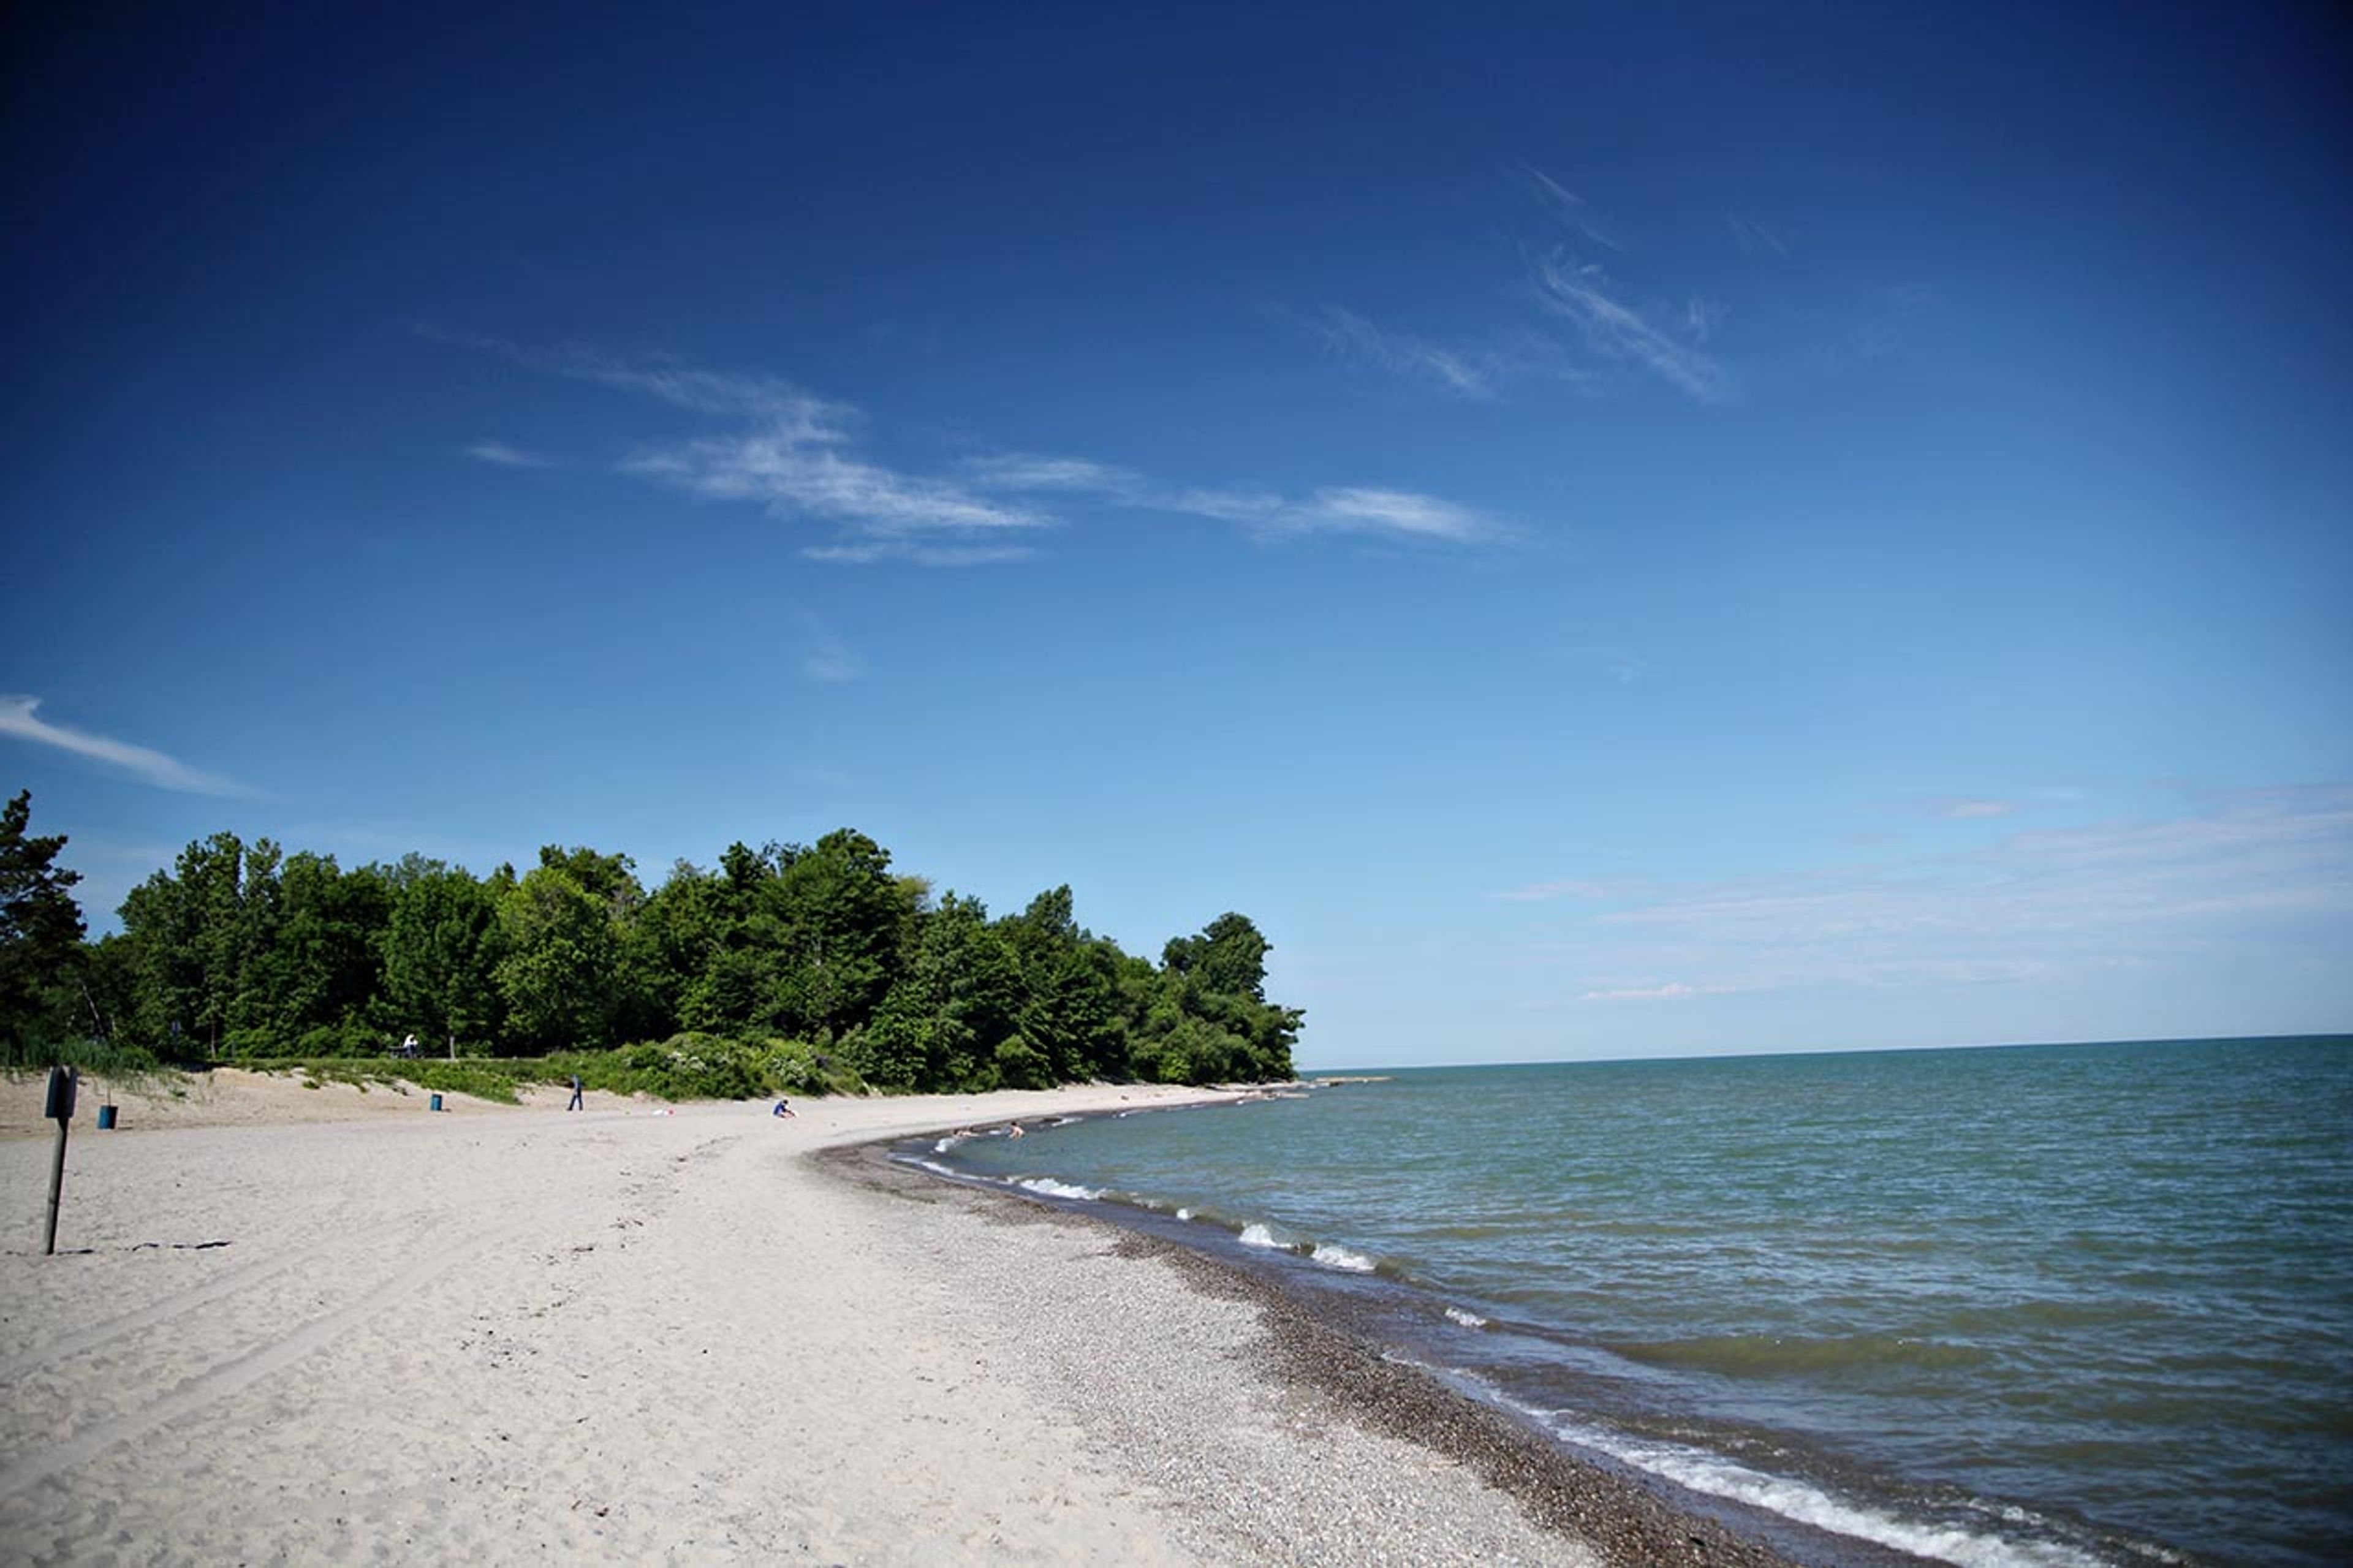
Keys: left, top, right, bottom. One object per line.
{"left": 961, "top": 452, "right": 1502, "bottom": 545}
{"left": 1526, "top": 249, "right": 1728, "bottom": 403}
{"left": 442, "top": 333, "right": 1502, "bottom": 561}
{"left": 797, "top": 617, "right": 862, "bottom": 681}
{"left": 1151, "top": 485, "right": 1286, "bottom": 524}
{"left": 1295, "top": 172, "right": 1727, "bottom": 404}
{"left": 1511, "top": 787, "right": 2353, "bottom": 1001}
{"left": 1811, "top": 282, "right": 1939, "bottom": 374}
{"left": 1147, "top": 483, "right": 1499, "bottom": 543}
{"left": 961, "top": 453, "right": 1147, "bottom": 494}
{"left": 423, "top": 329, "right": 850, "bottom": 431}
{"left": 1725, "top": 214, "right": 1789, "bottom": 257}
{"left": 803, "top": 540, "right": 1038, "bottom": 567}
{"left": 626, "top": 438, "right": 1044, "bottom": 536}
{"left": 591, "top": 364, "right": 1043, "bottom": 540}
{"left": 1496, "top": 877, "right": 1632, "bottom": 903}
{"left": 1580, "top": 981, "right": 1701, "bottom": 1002}
{"left": 438, "top": 333, "right": 1045, "bottom": 555}
{"left": 1299, "top": 306, "right": 1506, "bottom": 400}
{"left": 462, "top": 440, "right": 560, "bottom": 469}
{"left": 0, "top": 695, "right": 246, "bottom": 796}
{"left": 1516, "top": 165, "right": 1625, "bottom": 251}
{"left": 1933, "top": 798, "right": 2021, "bottom": 820}
{"left": 1682, "top": 297, "right": 1729, "bottom": 343}
{"left": 1290, "top": 487, "right": 1493, "bottom": 541}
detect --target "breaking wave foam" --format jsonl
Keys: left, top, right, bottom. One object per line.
{"left": 1310, "top": 1242, "right": 1377, "bottom": 1273}
{"left": 1016, "top": 1176, "right": 1104, "bottom": 1201}
{"left": 1528, "top": 1406, "right": 2108, "bottom": 1568}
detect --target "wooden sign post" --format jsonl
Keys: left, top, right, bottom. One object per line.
{"left": 44, "top": 1065, "right": 77, "bottom": 1255}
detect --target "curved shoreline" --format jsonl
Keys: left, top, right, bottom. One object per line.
{"left": 830, "top": 1127, "right": 1913, "bottom": 1568}
{"left": 1, "top": 1074, "right": 1912, "bottom": 1563}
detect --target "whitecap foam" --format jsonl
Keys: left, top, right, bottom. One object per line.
{"left": 1174, "top": 1207, "right": 1194, "bottom": 1221}
{"left": 1016, "top": 1176, "right": 1103, "bottom": 1201}
{"left": 1533, "top": 1411, "right": 2106, "bottom": 1568}
{"left": 1310, "top": 1242, "right": 1377, "bottom": 1273}
{"left": 1308, "top": 1243, "right": 1374, "bottom": 1271}
{"left": 1445, "top": 1306, "right": 1490, "bottom": 1329}
{"left": 1238, "top": 1222, "right": 1284, "bottom": 1250}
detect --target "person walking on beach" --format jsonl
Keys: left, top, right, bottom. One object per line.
{"left": 567, "top": 1074, "right": 584, "bottom": 1112}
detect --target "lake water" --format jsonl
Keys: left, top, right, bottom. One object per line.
{"left": 914, "top": 1037, "right": 2353, "bottom": 1568}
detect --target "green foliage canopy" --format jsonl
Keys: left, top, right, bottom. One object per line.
{"left": 0, "top": 790, "right": 88, "bottom": 1059}
{"left": 51, "top": 808, "right": 1300, "bottom": 1089}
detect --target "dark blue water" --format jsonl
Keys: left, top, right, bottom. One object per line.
{"left": 919, "top": 1037, "right": 2353, "bottom": 1568}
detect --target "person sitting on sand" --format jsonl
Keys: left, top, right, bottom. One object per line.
{"left": 771, "top": 1098, "right": 795, "bottom": 1118}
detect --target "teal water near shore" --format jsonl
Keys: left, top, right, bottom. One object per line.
{"left": 920, "top": 1037, "right": 2353, "bottom": 1568}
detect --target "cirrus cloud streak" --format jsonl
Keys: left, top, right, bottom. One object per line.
{"left": 1514, "top": 787, "right": 2353, "bottom": 1005}
{"left": 0, "top": 695, "right": 248, "bottom": 796}
{"left": 442, "top": 333, "right": 1502, "bottom": 562}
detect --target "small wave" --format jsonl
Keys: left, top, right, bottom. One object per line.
{"left": 1016, "top": 1176, "right": 1104, "bottom": 1201}
{"left": 1534, "top": 1411, "right": 2106, "bottom": 1568}
{"left": 1310, "top": 1242, "right": 1377, "bottom": 1273}
{"left": 1445, "top": 1306, "right": 1490, "bottom": 1329}
{"left": 1238, "top": 1222, "right": 1285, "bottom": 1250}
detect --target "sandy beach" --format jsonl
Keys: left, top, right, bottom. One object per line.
{"left": 0, "top": 1073, "right": 1807, "bottom": 1566}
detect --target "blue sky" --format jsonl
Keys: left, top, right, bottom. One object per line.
{"left": 4, "top": 1, "right": 2347, "bottom": 1066}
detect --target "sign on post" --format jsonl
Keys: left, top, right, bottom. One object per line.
{"left": 45, "top": 1065, "right": 77, "bottom": 1121}
{"left": 44, "top": 1066, "right": 77, "bottom": 1255}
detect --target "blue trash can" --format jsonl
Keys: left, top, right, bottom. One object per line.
{"left": 429, "top": 1093, "right": 444, "bottom": 1113}
{"left": 97, "top": 1105, "right": 118, "bottom": 1130}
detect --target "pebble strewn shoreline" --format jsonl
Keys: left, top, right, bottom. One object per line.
{"left": 832, "top": 1139, "right": 1923, "bottom": 1568}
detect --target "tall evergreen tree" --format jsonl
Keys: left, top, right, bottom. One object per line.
{"left": 0, "top": 790, "right": 87, "bottom": 1057}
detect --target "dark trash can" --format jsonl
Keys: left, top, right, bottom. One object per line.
{"left": 429, "top": 1093, "right": 444, "bottom": 1113}
{"left": 97, "top": 1105, "right": 118, "bottom": 1130}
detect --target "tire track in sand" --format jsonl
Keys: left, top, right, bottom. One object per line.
{"left": 0, "top": 1219, "right": 529, "bottom": 1502}
{"left": 0, "top": 1245, "right": 315, "bottom": 1385}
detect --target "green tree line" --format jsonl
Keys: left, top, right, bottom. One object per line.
{"left": 1, "top": 792, "right": 1300, "bottom": 1089}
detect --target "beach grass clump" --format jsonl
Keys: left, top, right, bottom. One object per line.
{"left": 56, "top": 1036, "right": 873, "bottom": 1107}
{"left": 360, "top": 1058, "right": 531, "bottom": 1104}
{"left": 541, "top": 1034, "right": 868, "bottom": 1102}
{"left": 2, "top": 1032, "right": 168, "bottom": 1089}
{"left": 248, "top": 1056, "right": 530, "bottom": 1104}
